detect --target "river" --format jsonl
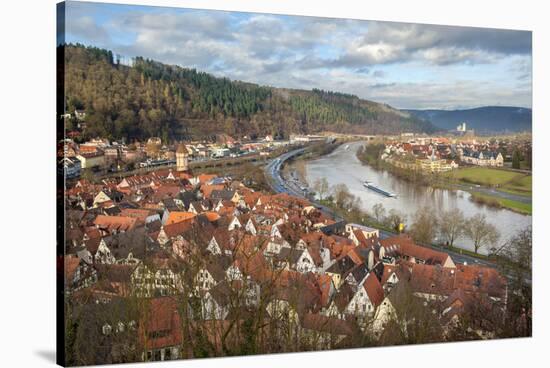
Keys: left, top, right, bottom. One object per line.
{"left": 305, "top": 141, "right": 532, "bottom": 254}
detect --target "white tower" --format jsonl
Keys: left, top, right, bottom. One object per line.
{"left": 176, "top": 142, "right": 189, "bottom": 172}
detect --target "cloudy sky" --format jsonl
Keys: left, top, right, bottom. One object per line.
{"left": 63, "top": 1, "right": 532, "bottom": 110}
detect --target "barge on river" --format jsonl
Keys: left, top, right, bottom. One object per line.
{"left": 363, "top": 181, "right": 397, "bottom": 198}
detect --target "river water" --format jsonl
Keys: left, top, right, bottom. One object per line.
{"left": 305, "top": 141, "right": 532, "bottom": 254}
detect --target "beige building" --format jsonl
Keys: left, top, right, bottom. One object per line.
{"left": 176, "top": 143, "right": 189, "bottom": 172}
{"left": 76, "top": 151, "right": 106, "bottom": 169}
{"left": 415, "top": 157, "right": 455, "bottom": 173}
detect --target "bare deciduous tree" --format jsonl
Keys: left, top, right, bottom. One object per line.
{"left": 438, "top": 208, "right": 465, "bottom": 247}
{"left": 409, "top": 207, "right": 438, "bottom": 245}
{"left": 312, "top": 177, "right": 329, "bottom": 201}
{"left": 372, "top": 203, "right": 386, "bottom": 224}
{"left": 498, "top": 226, "right": 532, "bottom": 337}
{"left": 332, "top": 183, "right": 354, "bottom": 211}
{"left": 385, "top": 209, "right": 407, "bottom": 232}
{"left": 464, "top": 214, "right": 499, "bottom": 254}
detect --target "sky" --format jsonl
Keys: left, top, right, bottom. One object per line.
{"left": 62, "top": 1, "right": 532, "bottom": 110}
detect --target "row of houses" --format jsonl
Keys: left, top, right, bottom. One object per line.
{"left": 383, "top": 138, "right": 505, "bottom": 171}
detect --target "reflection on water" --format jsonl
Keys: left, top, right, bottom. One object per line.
{"left": 305, "top": 141, "right": 532, "bottom": 254}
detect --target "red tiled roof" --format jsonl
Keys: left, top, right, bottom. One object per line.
{"left": 161, "top": 219, "right": 196, "bottom": 239}
{"left": 454, "top": 264, "right": 506, "bottom": 298}
{"left": 409, "top": 263, "right": 456, "bottom": 296}
{"left": 317, "top": 274, "right": 333, "bottom": 307}
{"left": 201, "top": 184, "right": 225, "bottom": 199}
{"left": 363, "top": 272, "right": 385, "bottom": 307}
{"left": 197, "top": 174, "right": 217, "bottom": 185}
{"left": 346, "top": 247, "right": 364, "bottom": 265}
{"left": 119, "top": 208, "right": 154, "bottom": 224}
{"left": 139, "top": 297, "right": 182, "bottom": 350}
{"left": 381, "top": 235, "right": 451, "bottom": 266}
{"left": 301, "top": 313, "right": 353, "bottom": 335}
{"left": 202, "top": 211, "right": 221, "bottom": 222}
{"left": 165, "top": 211, "right": 196, "bottom": 225}
{"left": 93, "top": 215, "right": 138, "bottom": 232}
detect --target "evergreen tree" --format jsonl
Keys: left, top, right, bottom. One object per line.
{"left": 512, "top": 149, "right": 522, "bottom": 169}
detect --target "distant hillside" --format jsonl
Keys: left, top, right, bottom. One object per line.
{"left": 405, "top": 106, "right": 532, "bottom": 134}
{"left": 61, "top": 44, "right": 436, "bottom": 142}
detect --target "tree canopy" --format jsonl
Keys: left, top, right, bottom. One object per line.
{"left": 62, "top": 44, "right": 436, "bottom": 142}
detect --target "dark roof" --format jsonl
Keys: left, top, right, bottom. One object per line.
{"left": 145, "top": 219, "right": 162, "bottom": 233}
{"left": 118, "top": 201, "right": 140, "bottom": 210}
{"left": 96, "top": 264, "right": 136, "bottom": 283}
{"left": 211, "top": 190, "right": 236, "bottom": 201}
{"left": 350, "top": 263, "right": 369, "bottom": 284}
{"left": 275, "top": 248, "right": 304, "bottom": 265}
{"left": 204, "top": 257, "right": 227, "bottom": 282}
{"left": 463, "top": 150, "right": 501, "bottom": 159}
{"left": 103, "top": 227, "right": 157, "bottom": 260}
{"left": 333, "top": 282, "right": 355, "bottom": 312}
{"left": 320, "top": 220, "right": 346, "bottom": 236}
{"left": 326, "top": 255, "right": 356, "bottom": 276}
{"left": 162, "top": 198, "right": 181, "bottom": 211}
{"left": 66, "top": 210, "right": 85, "bottom": 225}
{"left": 103, "top": 206, "right": 121, "bottom": 216}
{"left": 209, "top": 280, "right": 232, "bottom": 307}
{"left": 178, "top": 191, "right": 197, "bottom": 208}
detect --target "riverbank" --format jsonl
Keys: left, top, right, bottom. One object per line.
{"left": 469, "top": 192, "right": 532, "bottom": 215}
{"left": 305, "top": 141, "right": 531, "bottom": 255}
{"left": 355, "top": 143, "right": 532, "bottom": 215}
{"left": 266, "top": 142, "right": 500, "bottom": 265}
{"left": 282, "top": 140, "right": 345, "bottom": 183}
{"left": 316, "top": 196, "right": 493, "bottom": 262}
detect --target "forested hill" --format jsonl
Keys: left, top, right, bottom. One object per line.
{"left": 406, "top": 107, "right": 532, "bottom": 134}
{"left": 62, "top": 44, "right": 436, "bottom": 142}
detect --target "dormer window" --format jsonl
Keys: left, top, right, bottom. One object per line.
{"left": 116, "top": 322, "right": 125, "bottom": 333}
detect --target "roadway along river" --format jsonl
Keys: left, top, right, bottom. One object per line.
{"left": 305, "top": 141, "right": 532, "bottom": 254}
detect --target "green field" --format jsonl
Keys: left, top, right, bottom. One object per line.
{"left": 446, "top": 167, "right": 532, "bottom": 195}
{"left": 501, "top": 175, "right": 532, "bottom": 195}
{"left": 470, "top": 192, "right": 532, "bottom": 215}
{"left": 447, "top": 167, "right": 523, "bottom": 185}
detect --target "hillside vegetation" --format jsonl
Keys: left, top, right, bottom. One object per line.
{"left": 62, "top": 44, "right": 435, "bottom": 142}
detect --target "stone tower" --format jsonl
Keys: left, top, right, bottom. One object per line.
{"left": 176, "top": 142, "right": 189, "bottom": 172}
